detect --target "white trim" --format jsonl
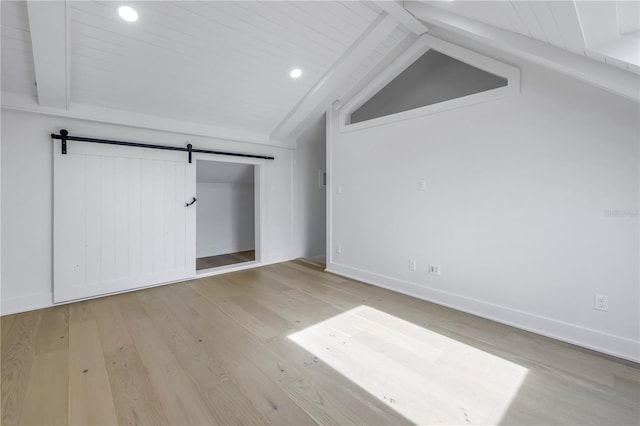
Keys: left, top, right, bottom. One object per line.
{"left": 1, "top": 92, "right": 289, "bottom": 149}
{"left": 1, "top": 255, "right": 297, "bottom": 316}
{"left": 372, "top": 0, "right": 429, "bottom": 35}
{"left": 255, "top": 163, "right": 265, "bottom": 263}
{"left": 326, "top": 262, "right": 640, "bottom": 363}
{"left": 340, "top": 34, "right": 520, "bottom": 132}
{"left": 26, "top": 1, "right": 69, "bottom": 109}
{"left": 194, "top": 256, "right": 292, "bottom": 279}
{"left": 325, "top": 109, "right": 336, "bottom": 266}
{"left": 340, "top": 34, "right": 433, "bottom": 120}
{"left": 193, "top": 155, "right": 264, "bottom": 264}
{"left": 1, "top": 292, "right": 53, "bottom": 316}
{"left": 306, "top": 254, "right": 327, "bottom": 263}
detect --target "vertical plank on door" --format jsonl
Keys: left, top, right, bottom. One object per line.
{"left": 140, "top": 159, "right": 154, "bottom": 276}
{"left": 185, "top": 161, "right": 196, "bottom": 274}
{"left": 54, "top": 145, "right": 196, "bottom": 302}
{"left": 175, "top": 161, "right": 187, "bottom": 271}
{"left": 100, "top": 156, "right": 116, "bottom": 282}
{"left": 54, "top": 154, "right": 87, "bottom": 297}
{"left": 164, "top": 161, "right": 176, "bottom": 271}
{"left": 115, "top": 158, "right": 129, "bottom": 280}
{"left": 85, "top": 155, "right": 102, "bottom": 286}
{"left": 152, "top": 161, "right": 166, "bottom": 274}
{"left": 128, "top": 158, "right": 142, "bottom": 277}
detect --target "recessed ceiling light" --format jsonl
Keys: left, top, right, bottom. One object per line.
{"left": 289, "top": 68, "right": 302, "bottom": 79}
{"left": 118, "top": 6, "right": 138, "bottom": 22}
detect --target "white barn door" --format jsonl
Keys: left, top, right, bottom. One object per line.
{"left": 53, "top": 143, "right": 196, "bottom": 303}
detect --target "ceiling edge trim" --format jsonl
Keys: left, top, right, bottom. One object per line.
{"left": 1, "top": 92, "right": 293, "bottom": 149}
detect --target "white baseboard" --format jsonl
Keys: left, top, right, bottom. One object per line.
{"left": 1, "top": 292, "right": 53, "bottom": 316}
{"left": 327, "top": 262, "right": 640, "bottom": 363}
{"left": 1, "top": 254, "right": 297, "bottom": 316}
{"left": 306, "top": 253, "right": 327, "bottom": 263}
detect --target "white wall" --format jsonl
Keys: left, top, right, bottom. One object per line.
{"left": 1, "top": 109, "right": 296, "bottom": 314}
{"left": 296, "top": 114, "right": 327, "bottom": 261}
{"left": 196, "top": 181, "right": 255, "bottom": 258}
{"left": 328, "top": 31, "right": 640, "bottom": 361}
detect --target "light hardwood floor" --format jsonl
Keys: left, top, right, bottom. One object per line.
{"left": 1, "top": 260, "right": 638, "bottom": 425}
{"left": 196, "top": 250, "right": 256, "bottom": 271}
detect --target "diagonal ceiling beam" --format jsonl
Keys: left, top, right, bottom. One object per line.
{"left": 270, "top": 13, "right": 400, "bottom": 142}
{"left": 373, "top": 0, "right": 429, "bottom": 35}
{"left": 26, "top": 0, "right": 69, "bottom": 109}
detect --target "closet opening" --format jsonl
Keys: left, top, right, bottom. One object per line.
{"left": 195, "top": 159, "right": 257, "bottom": 271}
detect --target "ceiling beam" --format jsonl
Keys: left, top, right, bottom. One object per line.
{"left": 270, "top": 13, "right": 399, "bottom": 142}
{"left": 1, "top": 92, "right": 287, "bottom": 149}
{"left": 404, "top": 1, "right": 639, "bottom": 102}
{"left": 26, "top": 0, "right": 69, "bottom": 109}
{"left": 372, "top": 1, "right": 428, "bottom": 35}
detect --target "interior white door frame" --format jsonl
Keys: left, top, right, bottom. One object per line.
{"left": 192, "top": 153, "right": 266, "bottom": 273}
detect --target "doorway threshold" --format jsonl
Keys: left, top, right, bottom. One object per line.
{"left": 195, "top": 260, "right": 260, "bottom": 278}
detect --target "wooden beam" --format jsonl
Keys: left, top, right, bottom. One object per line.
{"left": 372, "top": 1, "right": 428, "bottom": 35}
{"left": 270, "top": 13, "right": 399, "bottom": 142}
{"left": 26, "top": 1, "right": 69, "bottom": 109}
{"left": 404, "top": 2, "right": 639, "bottom": 102}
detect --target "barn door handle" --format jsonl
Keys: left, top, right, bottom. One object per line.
{"left": 186, "top": 197, "right": 197, "bottom": 207}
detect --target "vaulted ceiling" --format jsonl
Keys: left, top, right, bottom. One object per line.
{"left": 417, "top": 0, "right": 639, "bottom": 73}
{"left": 1, "top": 1, "right": 638, "bottom": 147}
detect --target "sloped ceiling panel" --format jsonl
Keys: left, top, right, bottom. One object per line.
{"left": 1, "top": 1, "right": 37, "bottom": 97}
{"left": 68, "top": 1, "right": 381, "bottom": 134}
{"left": 421, "top": 0, "right": 638, "bottom": 74}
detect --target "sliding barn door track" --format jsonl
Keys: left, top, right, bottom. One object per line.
{"left": 51, "top": 129, "right": 275, "bottom": 163}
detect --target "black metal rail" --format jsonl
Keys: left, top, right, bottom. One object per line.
{"left": 50, "top": 129, "right": 275, "bottom": 163}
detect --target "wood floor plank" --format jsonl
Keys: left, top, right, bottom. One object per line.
{"left": 69, "top": 320, "right": 118, "bottom": 425}
{"left": 1, "top": 311, "right": 42, "bottom": 426}
{"left": 183, "top": 293, "right": 368, "bottom": 425}
{"left": 265, "top": 335, "right": 411, "bottom": 426}
{"left": 192, "top": 285, "right": 281, "bottom": 341}
{"left": 123, "top": 311, "right": 217, "bottom": 425}
{"left": 93, "top": 298, "right": 171, "bottom": 426}
{"left": 18, "top": 349, "right": 68, "bottom": 425}
{"left": 203, "top": 381, "right": 271, "bottom": 425}
{"left": 223, "top": 269, "right": 343, "bottom": 328}
{"left": 68, "top": 299, "right": 97, "bottom": 323}
{"left": 1, "top": 260, "right": 638, "bottom": 425}
{"left": 155, "top": 288, "right": 318, "bottom": 425}
{"left": 196, "top": 250, "right": 255, "bottom": 270}
{"left": 35, "top": 305, "right": 68, "bottom": 355}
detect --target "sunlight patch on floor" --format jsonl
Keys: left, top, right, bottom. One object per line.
{"left": 288, "top": 305, "right": 528, "bottom": 425}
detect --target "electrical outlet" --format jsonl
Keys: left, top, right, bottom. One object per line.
{"left": 428, "top": 264, "right": 441, "bottom": 276}
{"left": 336, "top": 244, "right": 342, "bottom": 254}
{"left": 594, "top": 294, "right": 608, "bottom": 311}
{"left": 409, "top": 259, "right": 417, "bottom": 271}
{"left": 418, "top": 179, "right": 427, "bottom": 191}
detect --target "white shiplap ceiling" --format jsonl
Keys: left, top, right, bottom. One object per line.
{"left": 1, "top": 0, "right": 410, "bottom": 142}
{"left": 1, "top": 1, "right": 637, "bottom": 144}
{"left": 68, "top": 1, "right": 380, "bottom": 134}
{"left": 1, "top": 1, "right": 36, "bottom": 98}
